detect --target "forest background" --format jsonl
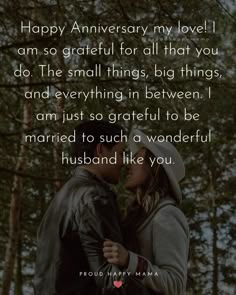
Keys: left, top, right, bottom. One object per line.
{"left": 0, "top": 0, "right": 235, "bottom": 294}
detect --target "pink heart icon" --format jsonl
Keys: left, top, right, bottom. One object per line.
{"left": 113, "top": 280, "right": 123, "bottom": 288}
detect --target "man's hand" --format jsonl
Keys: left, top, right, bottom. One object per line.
{"left": 103, "top": 240, "right": 129, "bottom": 268}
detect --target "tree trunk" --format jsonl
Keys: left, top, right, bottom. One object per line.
{"left": 208, "top": 169, "right": 219, "bottom": 295}
{"left": 1, "top": 100, "right": 31, "bottom": 295}
{"left": 212, "top": 204, "right": 219, "bottom": 295}
{"left": 14, "top": 218, "right": 23, "bottom": 295}
{"left": 53, "top": 12, "right": 66, "bottom": 191}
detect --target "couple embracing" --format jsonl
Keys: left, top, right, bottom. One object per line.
{"left": 34, "top": 121, "right": 189, "bottom": 295}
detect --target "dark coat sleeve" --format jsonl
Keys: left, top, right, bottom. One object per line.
{"left": 75, "top": 187, "right": 127, "bottom": 292}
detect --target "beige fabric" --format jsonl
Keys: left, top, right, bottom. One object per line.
{"left": 127, "top": 198, "right": 190, "bottom": 295}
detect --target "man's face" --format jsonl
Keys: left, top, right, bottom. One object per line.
{"left": 100, "top": 142, "right": 125, "bottom": 184}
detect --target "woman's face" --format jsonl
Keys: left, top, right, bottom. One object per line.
{"left": 125, "top": 148, "right": 152, "bottom": 191}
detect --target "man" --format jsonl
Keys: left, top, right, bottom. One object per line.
{"left": 34, "top": 121, "right": 127, "bottom": 295}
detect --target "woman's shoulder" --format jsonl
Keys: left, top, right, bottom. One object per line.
{"left": 156, "top": 202, "right": 186, "bottom": 219}
{"left": 137, "top": 198, "right": 189, "bottom": 234}
{"left": 153, "top": 201, "right": 189, "bottom": 234}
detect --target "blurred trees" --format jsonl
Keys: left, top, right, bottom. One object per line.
{"left": 0, "top": 0, "right": 235, "bottom": 294}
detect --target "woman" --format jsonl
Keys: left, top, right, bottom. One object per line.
{"left": 103, "top": 129, "right": 189, "bottom": 295}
